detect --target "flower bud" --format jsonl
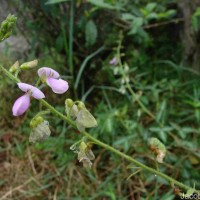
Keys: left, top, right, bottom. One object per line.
{"left": 65, "top": 98, "right": 74, "bottom": 108}
{"left": 65, "top": 98, "right": 74, "bottom": 116}
{"left": 30, "top": 116, "right": 44, "bottom": 129}
{"left": 77, "top": 101, "right": 86, "bottom": 110}
{"left": 9, "top": 61, "right": 19, "bottom": 73}
{"left": 20, "top": 59, "right": 38, "bottom": 70}
{"left": 70, "top": 104, "right": 79, "bottom": 118}
{"left": 0, "top": 14, "right": 17, "bottom": 41}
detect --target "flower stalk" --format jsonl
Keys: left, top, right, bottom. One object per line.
{"left": 0, "top": 64, "right": 199, "bottom": 194}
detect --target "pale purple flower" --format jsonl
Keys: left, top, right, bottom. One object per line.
{"left": 109, "top": 57, "right": 118, "bottom": 65}
{"left": 12, "top": 83, "right": 45, "bottom": 116}
{"left": 38, "top": 67, "right": 69, "bottom": 94}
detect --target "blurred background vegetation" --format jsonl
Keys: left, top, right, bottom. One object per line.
{"left": 0, "top": 0, "right": 200, "bottom": 199}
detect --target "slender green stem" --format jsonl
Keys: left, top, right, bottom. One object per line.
{"left": 69, "top": 0, "right": 74, "bottom": 75}
{"left": 74, "top": 46, "right": 105, "bottom": 90}
{"left": 40, "top": 99, "right": 76, "bottom": 129}
{"left": 68, "top": 0, "right": 78, "bottom": 100}
{"left": 35, "top": 78, "right": 41, "bottom": 87}
{"left": 116, "top": 35, "right": 155, "bottom": 119}
{"left": 14, "top": 68, "right": 21, "bottom": 78}
{"left": 0, "top": 64, "right": 199, "bottom": 193}
{"left": 82, "top": 131, "right": 196, "bottom": 192}
{"left": 0, "top": 64, "right": 20, "bottom": 83}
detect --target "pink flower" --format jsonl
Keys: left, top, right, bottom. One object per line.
{"left": 12, "top": 83, "right": 45, "bottom": 116}
{"left": 38, "top": 67, "right": 69, "bottom": 94}
{"left": 109, "top": 57, "right": 118, "bottom": 65}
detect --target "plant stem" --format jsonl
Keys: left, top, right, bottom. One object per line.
{"left": 74, "top": 46, "right": 105, "bottom": 90}
{"left": 0, "top": 64, "right": 20, "bottom": 83}
{"left": 116, "top": 34, "right": 155, "bottom": 119}
{"left": 69, "top": 0, "right": 74, "bottom": 75}
{"left": 82, "top": 131, "right": 196, "bottom": 192}
{"left": 0, "top": 64, "right": 199, "bottom": 193}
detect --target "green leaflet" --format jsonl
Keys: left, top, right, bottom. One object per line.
{"left": 45, "top": 0, "right": 70, "bottom": 5}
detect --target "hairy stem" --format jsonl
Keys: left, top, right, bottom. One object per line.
{"left": 0, "top": 64, "right": 199, "bottom": 193}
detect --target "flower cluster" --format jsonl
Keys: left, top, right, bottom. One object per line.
{"left": 12, "top": 67, "right": 69, "bottom": 116}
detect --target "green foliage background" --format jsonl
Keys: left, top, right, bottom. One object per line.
{"left": 0, "top": 0, "right": 200, "bottom": 199}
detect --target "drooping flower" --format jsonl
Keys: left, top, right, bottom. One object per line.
{"left": 38, "top": 67, "right": 69, "bottom": 94}
{"left": 29, "top": 116, "right": 51, "bottom": 143}
{"left": 12, "top": 83, "right": 45, "bottom": 116}
{"left": 70, "top": 140, "right": 95, "bottom": 168}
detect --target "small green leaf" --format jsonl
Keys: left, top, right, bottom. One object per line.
{"left": 160, "top": 130, "right": 167, "bottom": 142}
{"left": 121, "top": 13, "right": 135, "bottom": 21}
{"left": 85, "top": 20, "right": 97, "bottom": 47}
{"left": 192, "top": 7, "right": 200, "bottom": 32}
{"left": 88, "top": 0, "right": 117, "bottom": 10}
{"left": 146, "top": 3, "right": 157, "bottom": 12}
{"left": 147, "top": 13, "right": 158, "bottom": 20}
{"left": 45, "top": 0, "right": 70, "bottom": 5}
{"left": 186, "top": 188, "right": 195, "bottom": 195}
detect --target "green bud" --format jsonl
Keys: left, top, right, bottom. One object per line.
{"left": 79, "top": 141, "right": 87, "bottom": 151}
{"left": 65, "top": 98, "right": 74, "bottom": 108}
{"left": 20, "top": 59, "right": 38, "bottom": 70}
{"left": 1, "top": 21, "right": 7, "bottom": 31}
{"left": 65, "top": 99, "right": 76, "bottom": 117}
{"left": 0, "top": 14, "right": 17, "bottom": 41}
{"left": 30, "top": 116, "right": 44, "bottom": 129}
{"left": 9, "top": 61, "right": 19, "bottom": 73}
{"left": 77, "top": 101, "right": 86, "bottom": 110}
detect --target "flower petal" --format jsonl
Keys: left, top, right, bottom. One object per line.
{"left": 12, "top": 94, "right": 30, "bottom": 116}
{"left": 38, "top": 67, "right": 59, "bottom": 79}
{"left": 46, "top": 77, "right": 69, "bottom": 94}
{"left": 31, "top": 87, "right": 45, "bottom": 99}
{"left": 109, "top": 57, "right": 118, "bottom": 65}
{"left": 18, "top": 83, "right": 45, "bottom": 99}
{"left": 17, "top": 83, "right": 33, "bottom": 92}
